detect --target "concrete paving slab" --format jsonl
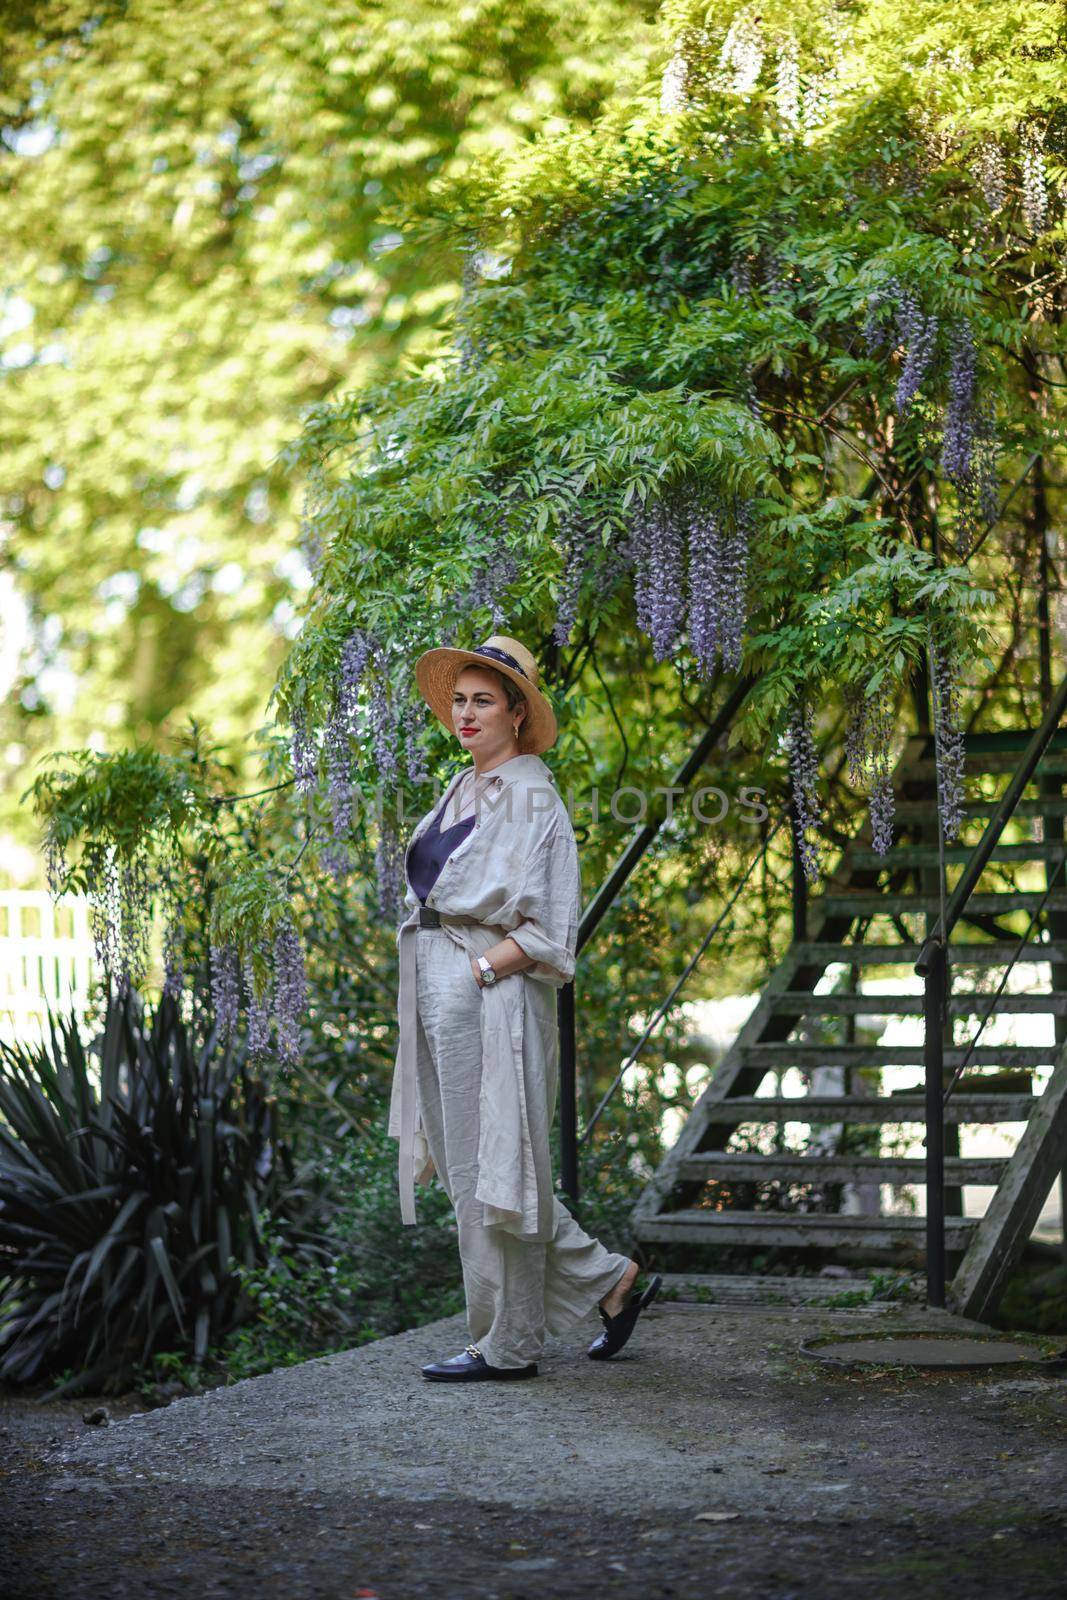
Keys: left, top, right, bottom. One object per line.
{"left": 50, "top": 1300, "right": 1067, "bottom": 1530}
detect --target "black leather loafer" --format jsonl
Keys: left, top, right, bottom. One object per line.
{"left": 587, "top": 1273, "right": 662, "bottom": 1361}
{"left": 421, "top": 1344, "right": 538, "bottom": 1382}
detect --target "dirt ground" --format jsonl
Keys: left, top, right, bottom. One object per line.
{"left": 3, "top": 1302, "right": 1067, "bottom": 1600}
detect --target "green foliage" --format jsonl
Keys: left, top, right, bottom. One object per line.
{"left": 0, "top": 989, "right": 332, "bottom": 1397}
{"left": 1, "top": 0, "right": 656, "bottom": 847}
{"left": 136, "top": 1117, "right": 467, "bottom": 1391}
{"left": 993, "top": 1262, "right": 1067, "bottom": 1335}
{"left": 22, "top": 1, "right": 1066, "bottom": 983}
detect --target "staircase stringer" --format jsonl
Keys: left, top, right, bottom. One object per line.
{"left": 630, "top": 942, "right": 809, "bottom": 1224}
{"left": 949, "top": 1040, "right": 1067, "bottom": 1321}
{"left": 630, "top": 734, "right": 938, "bottom": 1229}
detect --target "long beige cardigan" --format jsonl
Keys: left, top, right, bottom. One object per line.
{"left": 387, "top": 752, "right": 580, "bottom": 1243}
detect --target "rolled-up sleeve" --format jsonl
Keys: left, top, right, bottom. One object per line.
{"left": 506, "top": 813, "right": 581, "bottom": 987}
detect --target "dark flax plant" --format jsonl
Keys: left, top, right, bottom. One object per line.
{"left": 0, "top": 988, "right": 332, "bottom": 1398}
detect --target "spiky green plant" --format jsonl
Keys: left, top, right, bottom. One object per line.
{"left": 0, "top": 989, "right": 332, "bottom": 1398}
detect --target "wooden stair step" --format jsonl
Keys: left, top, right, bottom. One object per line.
{"left": 677, "top": 1153, "right": 1007, "bottom": 1185}
{"left": 658, "top": 1273, "right": 906, "bottom": 1306}
{"left": 741, "top": 1043, "right": 1055, "bottom": 1066}
{"left": 911, "top": 752, "right": 1067, "bottom": 776}
{"left": 634, "top": 1212, "right": 976, "bottom": 1248}
{"left": 703, "top": 1094, "right": 1036, "bottom": 1124}
{"left": 892, "top": 799, "right": 1067, "bottom": 820}
{"left": 959, "top": 729, "right": 1067, "bottom": 753}
{"left": 772, "top": 990, "right": 1067, "bottom": 1016}
{"left": 793, "top": 942, "right": 1067, "bottom": 966}
{"left": 850, "top": 843, "right": 1067, "bottom": 868}
{"left": 819, "top": 890, "right": 1067, "bottom": 916}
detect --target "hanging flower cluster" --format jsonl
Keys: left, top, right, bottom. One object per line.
{"left": 941, "top": 318, "right": 978, "bottom": 486}
{"left": 273, "top": 916, "right": 309, "bottom": 1065}
{"left": 375, "top": 809, "right": 407, "bottom": 925}
{"left": 975, "top": 140, "right": 1006, "bottom": 213}
{"left": 928, "top": 619, "right": 967, "bottom": 843}
{"left": 244, "top": 946, "right": 274, "bottom": 1061}
{"left": 660, "top": 50, "right": 689, "bottom": 116}
{"left": 627, "top": 485, "right": 753, "bottom": 678}
{"left": 1020, "top": 135, "right": 1049, "bottom": 235}
{"left": 785, "top": 698, "right": 822, "bottom": 885}
{"left": 845, "top": 684, "right": 896, "bottom": 856}
{"left": 78, "top": 837, "right": 155, "bottom": 997}
{"left": 630, "top": 494, "right": 686, "bottom": 661}
{"left": 210, "top": 942, "right": 241, "bottom": 1038}
{"left": 775, "top": 36, "right": 801, "bottom": 131}
{"left": 207, "top": 918, "right": 310, "bottom": 1065}
{"left": 893, "top": 287, "right": 939, "bottom": 414}
{"left": 718, "top": 9, "right": 764, "bottom": 96}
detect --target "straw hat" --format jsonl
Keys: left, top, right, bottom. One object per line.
{"left": 414, "top": 634, "right": 558, "bottom": 755}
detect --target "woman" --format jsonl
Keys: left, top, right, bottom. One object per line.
{"left": 388, "top": 633, "right": 661, "bottom": 1381}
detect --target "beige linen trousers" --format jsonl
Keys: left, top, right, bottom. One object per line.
{"left": 388, "top": 753, "right": 631, "bottom": 1368}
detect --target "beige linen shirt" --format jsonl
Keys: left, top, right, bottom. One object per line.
{"left": 387, "top": 752, "right": 580, "bottom": 1242}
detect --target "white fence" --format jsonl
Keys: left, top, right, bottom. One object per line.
{"left": 0, "top": 890, "right": 97, "bottom": 1048}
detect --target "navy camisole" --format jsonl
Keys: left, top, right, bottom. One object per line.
{"left": 406, "top": 792, "right": 475, "bottom": 904}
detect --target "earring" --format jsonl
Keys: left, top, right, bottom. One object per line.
{"left": 513, "top": 725, "right": 520, "bottom": 738}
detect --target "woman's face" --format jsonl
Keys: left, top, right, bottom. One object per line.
{"left": 451, "top": 666, "right": 525, "bottom": 766}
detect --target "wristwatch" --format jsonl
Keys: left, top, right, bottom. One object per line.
{"left": 476, "top": 955, "right": 498, "bottom": 987}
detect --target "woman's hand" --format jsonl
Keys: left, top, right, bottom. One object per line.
{"left": 469, "top": 938, "right": 536, "bottom": 987}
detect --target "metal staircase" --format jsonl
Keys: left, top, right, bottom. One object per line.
{"left": 630, "top": 724, "right": 1067, "bottom": 1317}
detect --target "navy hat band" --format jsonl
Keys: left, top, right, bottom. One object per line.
{"left": 471, "top": 644, "right": 529, "bottom": 681}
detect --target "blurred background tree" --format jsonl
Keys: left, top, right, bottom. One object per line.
{"left": 0, "top": 0, "right": 658, "bottom": 861}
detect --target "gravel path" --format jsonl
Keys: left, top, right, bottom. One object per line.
{"left": 4, "top": 1301, "right": 1067, "bottom": 1598}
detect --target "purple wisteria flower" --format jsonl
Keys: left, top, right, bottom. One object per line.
{"left": 721, "top": 503, "right": 751, "bottom": 674}
{"left": 456, "top": 548, "right": 520, "bottom": 632}
{"left": 210, "top": 942, "right": 240, "bottom": 1038}
{"left": 845, "top": 685, "right": 896, "bottom": 855}
{"left": 894, "top": 289, "right": 938, "bottom": 414}
{"left": 337, "top": 628, "right": 372, "bottom": 730}
{"left": 375, "top": 810, "right": 405, "bottom": 924}
{"left": 553, "top": 513, "right": 595, "bottom": 648}
{"left": 244, "top": 947, "right": 273, "bottom": 1061}
{"left": 289, "top": 704, "right": 317, "bottom": 796}
{"left": 785, "top": 698, "right": 822, "bottom": 884}
{"left": 628, "top": 494, "right": 685, "bottom": 662}
{"left": 941, "top": 320, "right": 977, "bottom": 486}
{"left": 1021, "top": 138, "right": 1049, "bottom": 234}
{"left": 929, "top": 621, "right": 966, "bottom": 843}
{"left": 684, "top": 491, "right": 751, "bottom": 678}
{"left": 273, "top": 917, "right": 308, "bottom": 1066}
{"left": 322, "top": 705, "right": 353, "bottom": 882}
{"left": 367, "top": 642, "right": 400, "bottom": 796}
{"left": 976, "top": 141, "right": 1006, "bottom": 212}
{"left": 404, "top": 707, "right": 431, "bottom": 785}
{"left": 161, "top": 912, "right": 185, "bottom": 1004}
{"left": 686, "top": 494, "right": 724, "bottom": 678}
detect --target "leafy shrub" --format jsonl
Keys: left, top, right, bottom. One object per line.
{"left": 0, "top": 989, "right": 332, "bottom": 1398}
{"left": 136, "top": 1117, "right": 467, "bottom": 1391}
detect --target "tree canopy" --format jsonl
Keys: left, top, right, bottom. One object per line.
{"left": 21, "top": 0, "right": 1067, "bottom": 1061}
{"left": 2, "top": 0, "right": 656, "bottom": 844}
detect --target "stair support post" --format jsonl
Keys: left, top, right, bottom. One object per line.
{"left": 923, "top": 938, "right": 947, "bottom": 1308}
{"left": 558, "top": 979, "right": 579, "bottom": 1208}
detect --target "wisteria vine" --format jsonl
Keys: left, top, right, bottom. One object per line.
{"left": 785, "top": 698, "right": 823, "bottom": 885}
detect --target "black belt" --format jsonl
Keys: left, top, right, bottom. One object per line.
{"left": 418, "top": 906, "right": 442, "bottom": 927}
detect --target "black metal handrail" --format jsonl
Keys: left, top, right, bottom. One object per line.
{"left": 557, "top": 674, "right": 756, "bottom": 1204}
{"left": 942, "top": 856, "right": 1067, "bottom": 1105}
{"left": 915, "top": 670, "right": 1067, "bottom": 1307}
{"left": 580, "top": 807, "right": 788, "bottom": 1143}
